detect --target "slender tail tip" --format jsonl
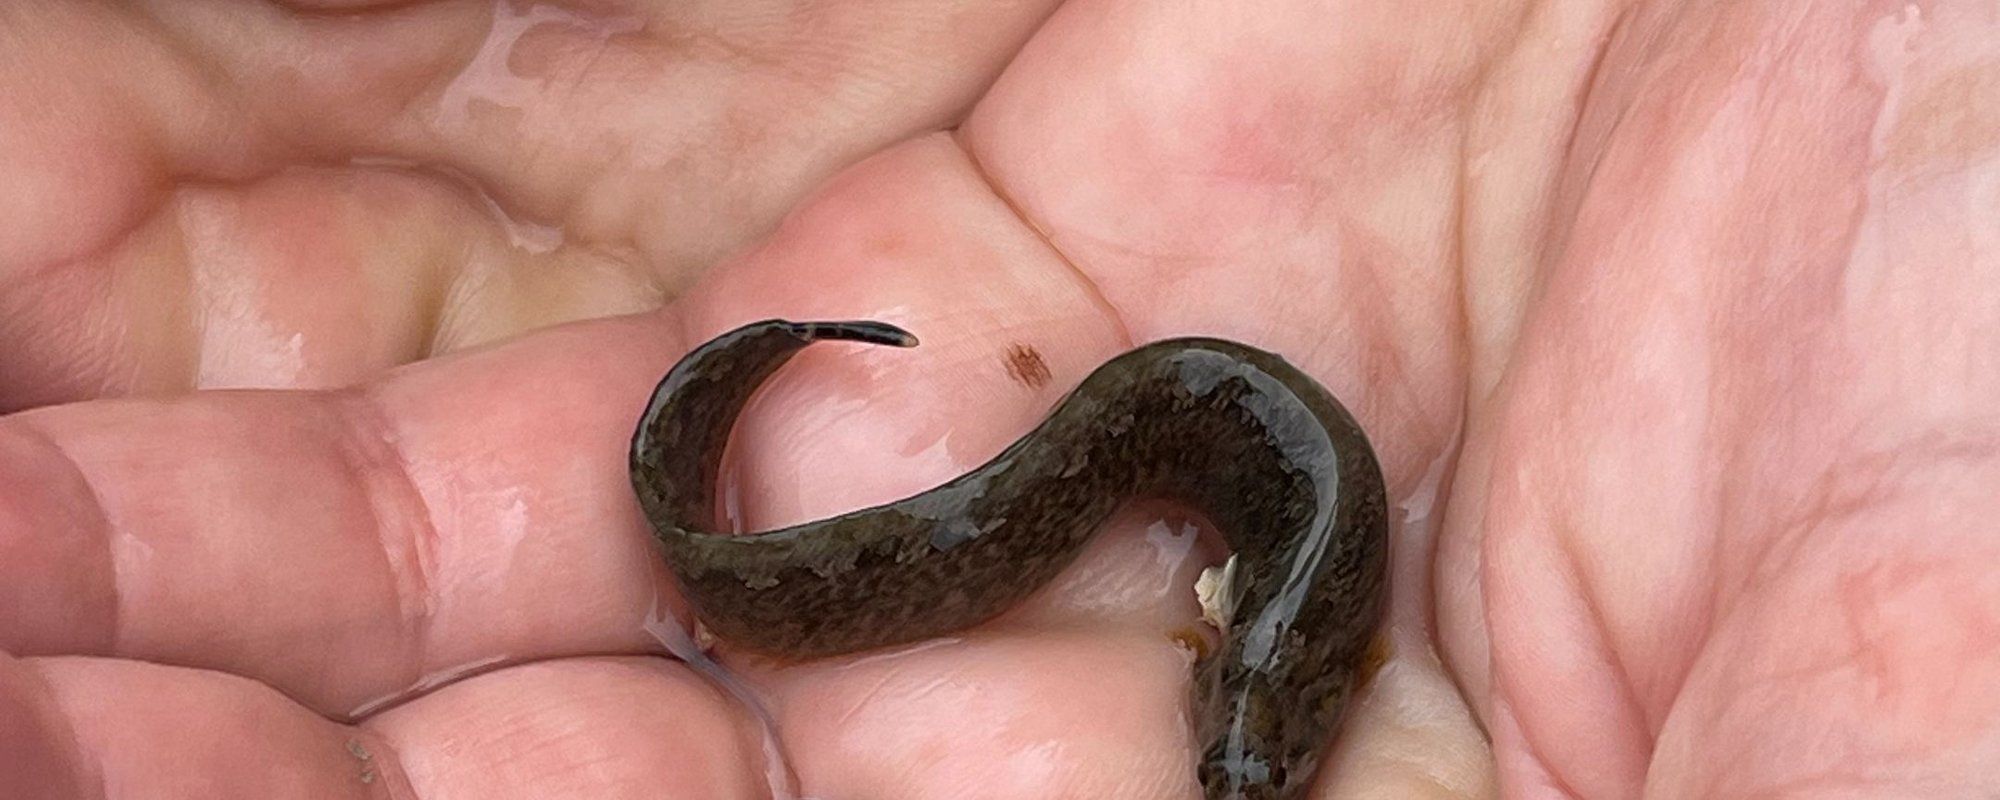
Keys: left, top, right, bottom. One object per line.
{"left": 789, "top": 320, "right": 919, "bottom": 348}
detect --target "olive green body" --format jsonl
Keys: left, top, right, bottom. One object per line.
{"left": 630, "top": 319, "right": 1388, "bottom": 800}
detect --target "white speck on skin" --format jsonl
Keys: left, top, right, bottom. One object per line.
{"left": 180, "top": 197, "right": 309, "bottom": 387}
{"left": 1196, "top": 555, "right": 1240, "bottom": 633}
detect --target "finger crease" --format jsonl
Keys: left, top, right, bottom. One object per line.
{"left": 7, "top": 420, "right": 123, "bottom": 654}
{"left": 331, "top": 388, "right": 445, "bottom": 677}
{"left": 952, "top": 131, "right": 1135, "bottom": 346}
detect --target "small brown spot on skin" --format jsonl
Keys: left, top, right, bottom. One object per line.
{"left": 1003, "top": 343, "right": 1052, "bottom": 389}
{"left": 1357, "top": 632, "right": 1393, "bottom": 687}
{"left": 1171, "top": 627, "right": 1214, "bottom": 660}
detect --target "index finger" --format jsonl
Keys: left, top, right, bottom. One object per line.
{"left": 1, "top": 312, "right": 688, "bottom": 716}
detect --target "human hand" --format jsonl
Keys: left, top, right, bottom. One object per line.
{"left": 4, "top": 2, "right": 1995, "bottom": 798}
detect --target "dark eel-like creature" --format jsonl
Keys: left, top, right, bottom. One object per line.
{"left": 630, "top": 319, "right": 1388, "bottom": 799}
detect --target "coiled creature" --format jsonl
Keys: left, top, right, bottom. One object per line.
{"left": 631, "top": 319, "right": 1388, "bottom": 799}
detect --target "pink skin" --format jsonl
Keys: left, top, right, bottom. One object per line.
{"left": 1, "top": 1, "right": 1995, "bottom": 798}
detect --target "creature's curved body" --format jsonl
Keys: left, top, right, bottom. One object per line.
{"left": 630, "top": 319, "right": 1388, "bottom": 799}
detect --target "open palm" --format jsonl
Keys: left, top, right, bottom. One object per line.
{"left": 4, "top": 2, "right": 1995, "bottom": 798}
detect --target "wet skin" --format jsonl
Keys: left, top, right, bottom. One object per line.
{"left": 6, "top": 3, "right": 1993, "bottom": 798}
{"left": 631, "top": 319, "right": 1390, "bottom": 800}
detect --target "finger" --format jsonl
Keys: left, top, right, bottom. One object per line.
{"left": 0, "top": 133, "right": 1120, "bottom": 719}
{"left": 2, "top": 652, "right": 408, "bottom": 799}
{"left": 368, "top": 656, "right": 767, "bottom": 800}
{"left": 757, "top": 628, "right": 1204, "bottom": 798}
{"left": 0, "top": 0, "right": 1060, "bottom": 408}
{"left": 0, "top": 652, "right": 89, "bottom": 798}
{"left": 0, "top": 311, "right": 682, "bottom": 716}
{"left": 0, "top": 652, "right": 764, "bottom": 800}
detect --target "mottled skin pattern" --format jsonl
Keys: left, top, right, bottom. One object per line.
{"left": 630, "top": 320, "right": 1389, "bottom": 800}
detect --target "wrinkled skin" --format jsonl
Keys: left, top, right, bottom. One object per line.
{"left": 1, "top": 1, "right": 1995, "bottom": 799}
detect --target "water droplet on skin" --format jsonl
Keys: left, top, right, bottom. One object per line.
{"left": 430, "top": 3, "right": 642, "bottom": 142}
{"left": 345, "top": 653, "right": 511, "bottom": 718}
{"left": 643, "top": 596, "right": 804, "bottom": 800}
